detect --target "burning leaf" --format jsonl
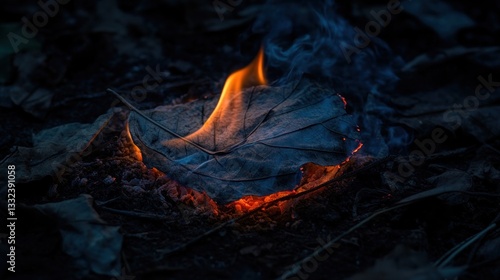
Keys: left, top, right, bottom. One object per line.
{"left": 128, "top": 58, "right": 360, "bottom": 203}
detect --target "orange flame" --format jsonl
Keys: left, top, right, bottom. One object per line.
{"left": 187, "top": 48, "right": 267, "bottom": 140}
{"left": 161, "top": 47, "right": 364, "bottom": 213}
{"left": 213, "top": 47, "right": 267, "bottom": 120}
{"left": 125, "top": 122, "right": 143, "bottom": 161}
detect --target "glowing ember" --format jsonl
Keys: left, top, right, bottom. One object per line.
{"left": 230, "top": 143, "right": 363, "bottom": 213}
{"left": 229, "top": 190, "right": 295, "bottom": 213}
{"left": 338, "top": 93, "right": 348, "bottom": 109}
{"left": 351, "top": 142, "right": 364, "bottom": 154}
{"left": 341, "top": 142, "right": 363, "bottom": 164}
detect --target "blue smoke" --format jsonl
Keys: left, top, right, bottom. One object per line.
{"left": 252, "top": 0, "right": 411, "bottom": 155}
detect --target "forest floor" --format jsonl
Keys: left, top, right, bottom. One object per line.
{"left": 1, "top": 1, "right": 499, "bottom": 279}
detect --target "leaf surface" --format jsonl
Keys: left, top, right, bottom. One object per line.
{"left": 129, "top": 79, "right": 360, "bottom": 203}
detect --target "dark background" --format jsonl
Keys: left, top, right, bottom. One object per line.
{"left": 1, "top": 0, "right": 500, "bottom": 279}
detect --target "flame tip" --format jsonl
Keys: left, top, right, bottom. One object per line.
{"left": 188, "top": 47, "right": 267, "bottom": 138}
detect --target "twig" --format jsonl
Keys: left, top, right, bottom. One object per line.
{"left": 95, "top": 197, "right": 120, "bottom": 207}
{"left": 352, "top": 188, "right": 390, "bottom": 218}
{"left": 52, "top": 91, "right": 109, "bottom": 108}
{"left": 427, "top": 146, "right": 475, "bottom": 160}
{"left": 458, "top": 191, "right": 500, "bottom": 198}
{"left": 0, "top": 146, "right": 18, "bottom": 165}
{"left": 107, "top": 88, "right": 221, "bottom": 155}
{"left": 157, "top": 220, "right": 235, "bottom": 257}
{"left": 116, "top": 77, "right": 195, "bottom": 91}
{"left": 465, "top": 257, "right": 500, "bottom": 271}
{"left": 121, "top": 251, "right": 132, "bottom": 277}
{"left": 279, "top": 190, "right": 500, "bottom": 279}
{"left": 435, "top": 223, "right": 497, "bottom": 268}
{"left": 97, "top": 206, "right": 167, "bottom": 221}
{"left": 278, "top": 202, "right": 412, "bottom": 279}
{"left": 484, "top": 143, "right": 500, "bottom": 156}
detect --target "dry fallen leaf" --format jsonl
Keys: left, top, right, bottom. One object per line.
{"left": 391, "top": 82, "right": 500, "bottom": 142}
{"left": 347, "top": 245, "right": 465, "bottom": 280}
{"left": 34, "top": 194, "right": 122, "bottom": 278}
{"left": 427, "top": 169, "right": 472, "bottom": 205}
{"left": 129, "top": 78, "right": 360, "bottom": 203}
{"left": 10, "top": 87, "right": 54, "bottom": 119}
{"left": 398, "top": 169, "right": 472, "bottom": 205}
{"left": 0, "top": 112, "right": 113, "bottom": 196}
{"left": 403, "top": 0, "right": 475, "bottom": 42}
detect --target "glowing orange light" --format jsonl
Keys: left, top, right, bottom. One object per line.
{"left": 220, "top": 82, "right": 364, "bottom": 212}
{"left": 187, "top": 47, "right": 267, "bottom": 140}
{"left": 351, "top": 142, "right": 363, "bottom": 154}
{"left": 217, "top": 47, "right": 267, "bottom": 112}
{"left": 125, "top": 122, "right": 143, "bottom": 161}
{"left": 338, "top": 93, "right": 347, "bottom": 109}
{"left": 148, "top": 46, "right": 365, "bottom": 213}
{"left": 229, "top": 190, "right": 294, "bottom": 213}
{"left": 341, "top": 141, "right": 363, "bottom": 164}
